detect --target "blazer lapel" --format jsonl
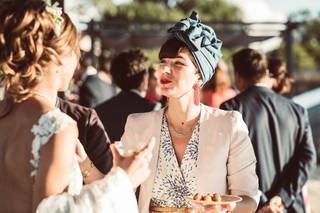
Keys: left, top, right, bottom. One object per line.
{"left": 196, "top": 105, "right": 211, "bottom": 193}
{"left": 139, "top": 108, "right": 164, "bottom": 212}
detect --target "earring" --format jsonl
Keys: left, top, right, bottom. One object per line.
{"left": 193, "top": 82, "right": 201, "bottom": 105}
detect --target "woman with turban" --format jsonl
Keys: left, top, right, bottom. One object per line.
{"left": 121, "top": 12, "right": 260, "bottom": 213}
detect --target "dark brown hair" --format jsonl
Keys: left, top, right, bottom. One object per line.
{"left": 232, "top": 48, "right": 268, "bottom": 83}
{"left": 268, "top": 57, "right": 292, "bottom": 94}
{"left": 0, "top": 0, "right": 79, "bottom": 103}
{"left": 110, "top": 49, "right": 149, "bottom": 91}
{"left": 159, "top": 38, "right": 187, "bottom": 60}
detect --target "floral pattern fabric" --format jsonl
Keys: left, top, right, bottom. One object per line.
{"left": 151, "top": 113, "right": 200, "bottom": 210}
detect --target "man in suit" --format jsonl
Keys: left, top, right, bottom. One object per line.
{"left": 221, "top": 48, "right": 316, "bottom": 213}
{"left": 79, "top": 56, "right": 117, "bottom": 107}
{"left": 95, "top": 49, "right": 160, "bottom": 143}
{"left": 57, "top": 98, "right": 113, "bottom": 174}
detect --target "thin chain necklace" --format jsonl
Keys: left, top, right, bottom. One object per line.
{"left": 166, "top": 113, "right": 200, "bottom": 138}
{"left": 169, "top": 124, "right": 195, "bottom": 137}
{"left": 30, "top": 91, "right": 56, "bottom": 107}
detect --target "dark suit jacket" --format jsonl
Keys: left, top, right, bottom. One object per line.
{"left": 57, "top": 98, "right": 113, "bottom": 174}
{"left": 221, "top": 86, "right": 316, "bottom": 213}
{"left": 79, "top": 75, "right": 117, "bottom": 108}
{"left": 95, "top": 91, "right": 159, "bottom": 143}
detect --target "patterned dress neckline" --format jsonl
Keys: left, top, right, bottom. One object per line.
{"left": 151, "top": 113, "right": 200, "bottom": 209}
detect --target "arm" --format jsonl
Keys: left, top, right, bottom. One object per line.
{"left": 86, "top": 109, "right": 113, "bottom": 174}
{"left": 275, "top": 109, "right": 316, "bottom": 208}
{"left": 35, "top": 142, "right": 154, "bottom": 213}
{"left": 227, "top": 111, "right": 259, "bottom": 213}
{"left": 79, "top": 84, "right": 93, "bottom": 107}
{"left": 76, "top": 139, "right": 105, "bottom": 184}
{"left": 32, "top": 123, "right": 78, "bottom": 212}
{"left": 80, "top": 109, "right": 113, "bottom": 182}
{"left": 36, "top": 167, "right": 139, "bottom": 213}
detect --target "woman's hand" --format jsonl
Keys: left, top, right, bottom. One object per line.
{"left": 258, "top": 196, "right": 284, "bottom": 213}
{"left": 111, "top": 138, "right": 155, "bottom": 188}
{"left": 76, "top": 140, "right": 104, "bottom": 183}
{"left": 203, "top": 202, "right": 236, "bottom": 213}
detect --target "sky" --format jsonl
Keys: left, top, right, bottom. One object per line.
{"left": 226, "top": 0, "right": 319, "bottom": 22}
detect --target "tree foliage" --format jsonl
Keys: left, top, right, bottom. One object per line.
{"left": 100, "top": 0, "right": 242, "bottom": 21}
{"left": 300, "top": 17, "right": 320, "bottom": 68}
{"left": 103, "top": 1, "right": 184, "bottom": 21}
{"left": 176, "top": 0, "right": 242, "bottom": 21}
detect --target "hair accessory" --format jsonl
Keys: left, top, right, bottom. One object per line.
{"left": 43, "top": 0, "right": 63, "bottom": 35}
{"left": 167, "top": 11, "right": 222, "bottom": 85}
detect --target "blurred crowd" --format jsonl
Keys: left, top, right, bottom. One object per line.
{"left": 65, "top": 49, "right": 294, "bottom": 110}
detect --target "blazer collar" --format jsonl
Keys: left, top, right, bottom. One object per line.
{"left": 197, "top": 105, "right": 212, "bottom": 192}
{"left": 139, "top": 108, "right": 164, "bottom": 212}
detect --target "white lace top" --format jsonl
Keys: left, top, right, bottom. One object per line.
{"left": 150, "top": 114, "right": 200, "bottom": 210}
{"left": 30, "top": 108, "right": 139, "bottom": 213}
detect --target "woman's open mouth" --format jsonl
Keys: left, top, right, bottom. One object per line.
{"left": 160, "top": 78, "right": 172, "bottom": 85}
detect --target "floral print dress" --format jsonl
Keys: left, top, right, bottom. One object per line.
{"left": 150, "top": 114, "right": 200, "bottom": 211}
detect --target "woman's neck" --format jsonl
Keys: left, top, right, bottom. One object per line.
{"left": 30, "top": 87, "right": 58, "bottom": 108}
{"left": 167, "top": 95, "right": 201, "bottom": 127}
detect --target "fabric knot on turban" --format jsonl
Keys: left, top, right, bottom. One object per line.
{"left": 168, "top": 11, "right": 222, "bottom": 85}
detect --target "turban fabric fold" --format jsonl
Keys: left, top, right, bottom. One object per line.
{"left": 168, "top": 11, "right": 222, "bottom": 85}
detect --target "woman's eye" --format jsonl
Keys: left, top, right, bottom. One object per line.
{"left": 175, "top": 61, "right": 185, "bottom": 66}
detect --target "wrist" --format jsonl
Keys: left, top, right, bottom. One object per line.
{"left": 80, "top": 157, "right": 94, "bottom": 179}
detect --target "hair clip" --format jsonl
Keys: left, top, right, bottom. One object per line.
{"left": 43, "top": 0, "right": 63, "bottom": 36}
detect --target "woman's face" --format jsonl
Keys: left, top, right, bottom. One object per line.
{"left": 158, "top": 48, "right": 200, "bottom": 98}
{"left": 58, "top": 51, "right": 78, "bottom": 91}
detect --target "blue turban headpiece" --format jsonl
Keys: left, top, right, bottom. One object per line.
{"left": 168, "top": 11, "right": 222, "bottom": 85}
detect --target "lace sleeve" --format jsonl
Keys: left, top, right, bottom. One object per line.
{"left": 30, "top": 109, "right": 75, "bottom": 177}
{"left": 36, "top": 167, "right": 139, "bottom": 213}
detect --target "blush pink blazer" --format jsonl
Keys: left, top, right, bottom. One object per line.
{"left": 121, "top": 105, "right": 260, "bottom": 213}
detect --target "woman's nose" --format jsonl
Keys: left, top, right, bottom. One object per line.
{"left": 158, "top": 64, "right": 171, "bottom": 75}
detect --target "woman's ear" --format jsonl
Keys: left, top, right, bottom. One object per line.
{"left": 193, "top": 81, "right": 201, "bottom": 105}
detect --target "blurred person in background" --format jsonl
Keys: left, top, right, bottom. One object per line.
{"left": 268, "top": 57, "right": 294, "bottom": 96}
{"left": 202, "top": 60, "right": 237, "bottom": 108}
{"left": 221, "top": 48, "right": 316, "bottom": 213}
{"left": 268, "top": 57, "right": 311, "bottom": 213}
{"left": 95, "top": 49, "right": 160, "bottom": 143}
{"left": 79, "top": 53, "right": 116, "bottom": 107}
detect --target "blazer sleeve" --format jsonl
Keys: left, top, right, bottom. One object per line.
{"left": 276, "top": 108, "right": 317, "bottom": 208}
{"left": 85, "top": 109, "right": 113, "bottom": 174}
{"left": 227, "top": 111, "right": 260, "bottom": 205}
{"left": 79, "top": 84, "right": 94, "bottom": 108}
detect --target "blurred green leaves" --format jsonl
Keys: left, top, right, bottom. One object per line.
{"left": 104, "top": 1, "right": 184, "bottom": 21}
{"left": 301, "top": 17, "right": 320, "bottom": 68}
{"left": 100, "top": 0, "right": 242, "bottom": 21}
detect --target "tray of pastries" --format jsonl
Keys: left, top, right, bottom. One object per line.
{"left": 188, "top": 193, "right": 242, "bottom": 205}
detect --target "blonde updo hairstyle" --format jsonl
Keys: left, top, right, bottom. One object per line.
{"left": 0, "top": 0, "right": 79, "bottom": 103}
